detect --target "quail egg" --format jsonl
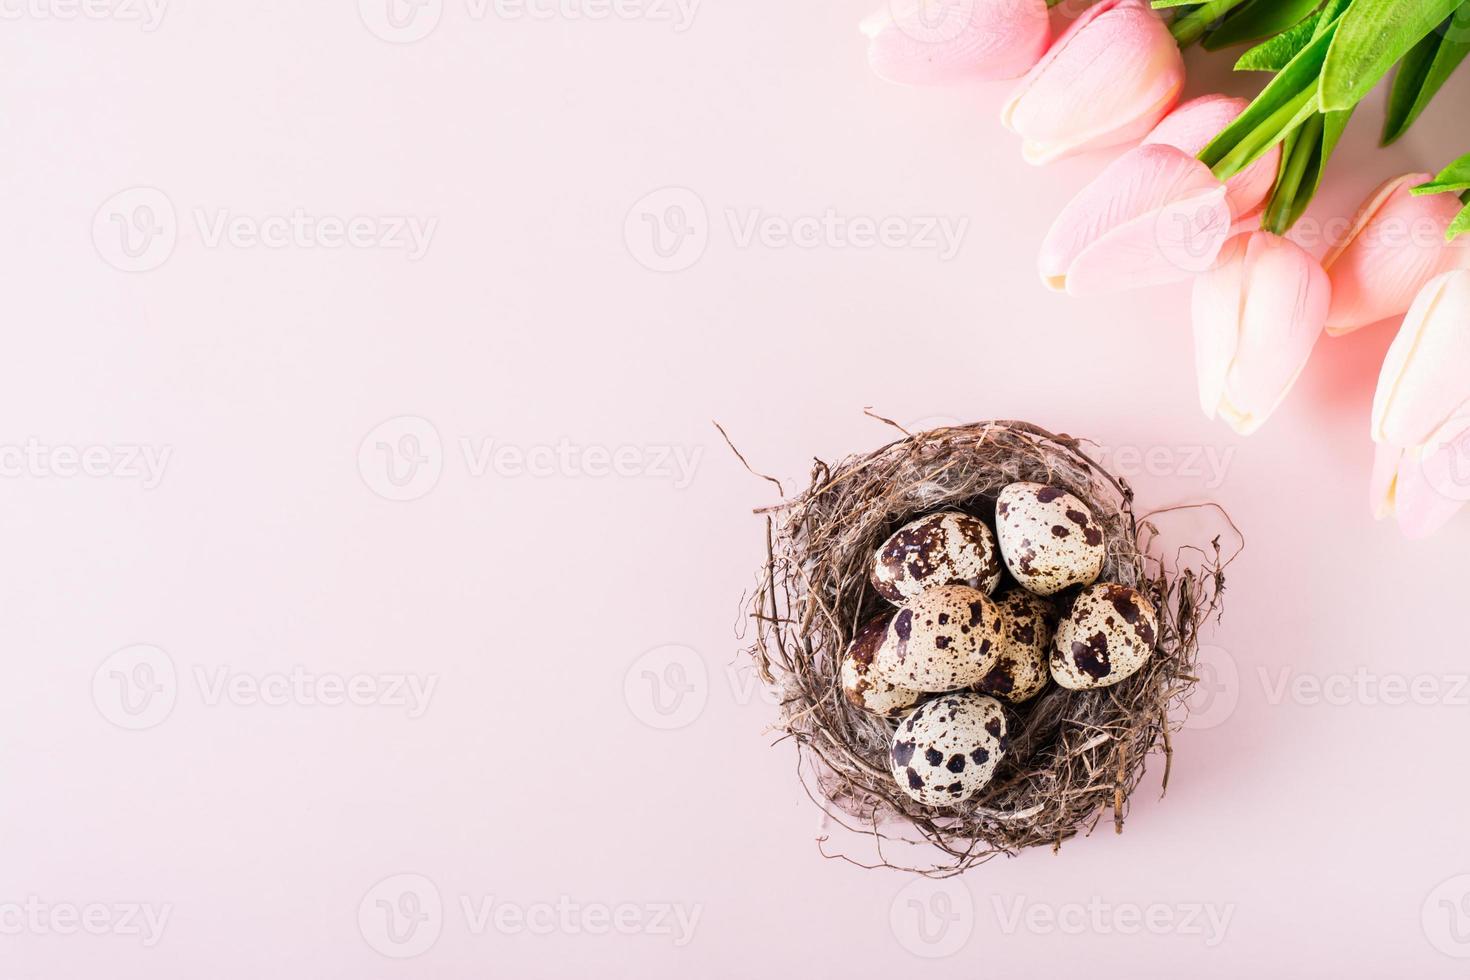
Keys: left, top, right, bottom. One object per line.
{"left": 974, "top": 590, "right": 1053, "bottom": 703}
{"left": 995, "top": 482, "right": 1105, "bottom": 596}
{"left": 839, "top": 611, "right": 923, "bottom": 718}
{"left": 1051, "top": 583, "right": 1159, "bottom": 690}
{"left": 890, "top": 693, "right": 1008, "bottom": 806}
{"left": 871, "top": 511, "right": 1002, "bottom": 604}
{"left": 874, "top": 584, "right": 1005, "bottom": 692}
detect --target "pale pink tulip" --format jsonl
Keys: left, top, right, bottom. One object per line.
{"left": 1037, "top": 143, "right": 1232, "bottom": 295}
{"left": 860, "top": 0, "right": 1050, "bottom": 85}
{"left": 1369, "top": 269, "right": 1470, "bottom": 537}
{"left": 1322, "top": 174, "right": 1470, "bottom": 336}
{"left": 1142, "top": 95, "right": 1281, "bottom": 229}
{"left": 1001, "top": 0, "right": 1184, "bottom": 165}
{"left": 1193, "top": 232, "right": 1330, "bottom": 435}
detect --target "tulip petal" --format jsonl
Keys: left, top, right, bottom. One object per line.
{"left": 1219, "top": 235, "right": 1329, "bottom": 434}
{"left": 1372, "top": 269, "right": 1470, "bottom": 446}
{"left": 1002, "top": 0, "right": 1183, "bottom": 164}
{"left": 1194, "top": 233, "right": 1328, "bottom": 435}
{"left": 1144, "top": 95, "right": 1281, "bottom": 223}
{"left": 1369, "top": 442, "right": 1400, "bottom": 520}
{"left": 1323, "top": 174, "right": 1469, "bottom": 335}
{"left": 1039, "top": 144, "right": 1231, "bottom": 294}
{"left": 1391, "top": 444, "right": 1468, "bottom": 538}
{"left": 863, "top": 0, "right": 1051, "bottom": 85}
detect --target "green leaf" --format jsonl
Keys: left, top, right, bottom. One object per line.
{"left": 1413, "top": 154, "right": 1470, "bottom": 196}
{"left": 1203, "top": 0, "right": 1323, "bottom": 50}
{"left": 1235, "top": 12, "right": 1323, "bottom": 70}
{"left": 1151, "top": 0, "right": 1200, "bottom": 8}
{"left": 1382, "top": 5, "right": 1470, "bottom": 144}
{"left": 1320, "top": 0, "right": 1468, "bottom": 111}
{"left": 1205, "top": 16, "right": 1342, "bottom": 176}
{"left": 1448, "top": 202, "right": 1470, "bottom": 241}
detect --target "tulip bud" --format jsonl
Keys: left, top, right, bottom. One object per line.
{"left": 1323, "top": 174, "right": 1470, "bottom": 336}
{"left": 861, "top": 0, "right": 1051, "bottom": 85}
{"left": 1037, "top": 143, "right": 1231, "bottom": 295}
{"left": 1001, "top": 0, "right": 1183, "bottom": 165}
{"left": 1142, "top": 95, "right": 1281, "bottom": 230}
{"left": 1369, "top": 269, "right": 1470, "bottom": 537}
{"left": 1193, "top": 232, "right": 1329, "bottom": 435}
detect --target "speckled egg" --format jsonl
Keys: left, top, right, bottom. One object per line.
{"left": 871, "top": 511, "right": 1002, "bottom": 604}
{"left": 890, "top": 693, "right": 1008, "bottom": 807}
{"left": 874, "top": 584, "right": 1004, "bottom": 692}
{"left": 995, "top": 483, "right": 1105, "bottom": 596}
{"left": 839, "top": 611, "right": 923, "bottom": 718}
{"left": 1050, "top": 583, "right": 1159, "bottom": 690}
{"left": 974, "top": 591, "right": 1053, "bottom": 703}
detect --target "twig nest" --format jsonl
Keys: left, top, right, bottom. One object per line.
{"left": 1051, "top": 584, "right": 1160, "bottom": 690}
{"left": 890, "top": 693, "right": 1008, "bottom": 807}
{"left": 871, "top": 511, "right": 1002, "bottom": 603}
{"left": 874, "top": 585, "right": 1004, "bottom": 691}
{"left": 840, "top": 611, "right": 923, "bottom": 717}
{"left": 995, "top": 481, "right": 1106, "bottom": 595}
{"left": 746, "top": 419, "right": 1228, "bottom": 874}
{"left": 975, "top": 591, "right": 1054, "bottom": 703}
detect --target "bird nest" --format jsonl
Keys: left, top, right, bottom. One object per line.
{"left": 738, "top": 417, "right": 1232, "bottom": 876}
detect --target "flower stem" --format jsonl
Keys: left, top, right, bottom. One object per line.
{"left": 1265, "top": 115, "right": 1323, "bottom": 235}
{"left": 1170, "top": 0, "right": 1249, "bottom": 46}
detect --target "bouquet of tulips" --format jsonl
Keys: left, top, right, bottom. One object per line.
{"left": 863, "top": 0, "right": 1470, "bottom": 537}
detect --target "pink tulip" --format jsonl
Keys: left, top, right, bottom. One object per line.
{"left": 1001, "top": 0, "right": 1184, "bottom": 165}
{"left": 1193, "top": 232, "right": 1329, "bottom": 435}
{"left": 860, "top": 0, "right": 1050, "bottom": 85}
{"left": 1322, "top": 174, "right": 1470, "bottom": 336}
{"left": 1369, "top": 269, "right": 1470, "bottom": 537}
{"left": 1142, "top": 95, "right": 1281, "bottom": 229}
{"left": 1037, "top": 143, "right": 1232, "bottom": 295}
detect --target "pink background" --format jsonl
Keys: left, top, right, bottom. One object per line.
{"left": 4, "top": 2, "right": 1470, "bottom": 976}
